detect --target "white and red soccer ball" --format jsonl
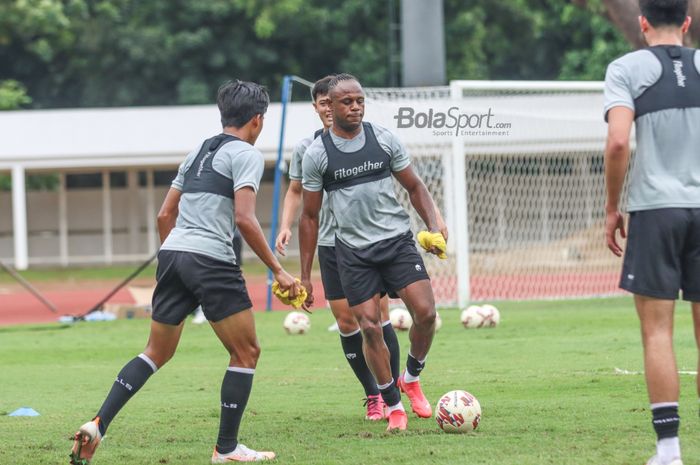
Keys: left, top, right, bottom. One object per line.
{"left": 460, "top": 304, "right": 500, "bottom": 329}
{"left": 389, "top": 307, "right": 413, "bottom": 331}
{"left": 435, "top": 390, "right": 482, "bottom": 433}
{"left": 283, "top": 311, "right": 310, "bottom": 335}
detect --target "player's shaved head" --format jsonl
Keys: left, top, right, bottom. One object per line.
{"left": 328, "top": 73, "right": 362, "bottom": 99}
{"left": 328, "top": 74, "right": 365, "bottom": 134}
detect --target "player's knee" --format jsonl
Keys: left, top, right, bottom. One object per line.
{"left": 336, "top": 315, "right": 359, "bottom": 334}
{"left": 413, "top": 306, "right": 437, "bottom": 328}
{"left": 245, "top": 342, "right": 261, "bottom": 364}
{"left": 231, "top": 343, "right": 260, "bottom": 368}
{"left": 358, "top": 319, "right": 383, "bottom": 345}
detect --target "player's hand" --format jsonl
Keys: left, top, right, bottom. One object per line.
{"left": 605, "top": 209, "right": 626, "bottom": 257}
{"left": 301, "top": 278, "right": 314, "bottom": 312}
{"left": 275, "top": 228, "right": 292, "bottom": 256}
{"left": 417, "top": 230, "right": 447, "bottom": 259}
{"left": 274, "top": 269, "right": 298, "bottom": 298}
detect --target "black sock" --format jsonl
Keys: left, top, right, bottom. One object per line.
{"left": 340, "top": 331, "right": 380, "bottom": 397}
{"left": 652, "top": 404, "right": 680, "bottom": 440}
{"left": 216, "top": 368, "right": 255, "bottom": 455}
{"left": 382, "top": 322, "right": 400, "bottom": 383}
{"left": 96, "top": 354, "right": 157, "bottom": 436}
{"left": 406, "top": 353, "right": 425, "bottom": 378}
{"left": 378, "top": 380, "right": 401, "bottom": 408}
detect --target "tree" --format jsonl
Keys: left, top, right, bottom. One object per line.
{"left": 573, "top": 0, "right": 700, "bottom": 48}
{"left": 0, "top": 80, "right": 31, "bottom": 110}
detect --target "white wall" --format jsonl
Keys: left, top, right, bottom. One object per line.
{"left": 0, "top": 176, "right": 286, "bottom": 265}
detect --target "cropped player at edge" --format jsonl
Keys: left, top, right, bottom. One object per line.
{"left": 275, "top": 75, "right": 399, "bottom": 421}
{"left": 70, "top": 80, "right": 301, "bottom": 464}
{"left": 604, "top": 1, "right": 700, "bottom": 464}
{"left": 299, "top": 74, "right": 448, "bottom": 431}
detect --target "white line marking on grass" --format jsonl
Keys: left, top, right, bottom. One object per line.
{"left": 615, "top": 367, "right": 697, "bottom": 376}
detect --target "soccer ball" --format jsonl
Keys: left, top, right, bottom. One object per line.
{"left": 389, "top": 307, "right": 412, "bottom": 331}
{"left": 435, "top": 390, "right": 482, "bottom": 433}
{"left": 283, "top": 311, "right": 310, "bottom": 335}
{"left": 480, "top": 304, "right": 501, "bottom": 327}
{"left": 434, "top": 311, "right": 442, "bottom": 331}
{"left": 460, "top": 305, "right": 485, "bottom": 329}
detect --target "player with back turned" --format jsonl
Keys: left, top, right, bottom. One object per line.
{"left": 299, "top": 73, "right": 448, "bottom": 431}
{"left": 604, "top": 1, "right": 700, "bottom": 464}
{"left": 275, "top": 75, "right": 400, "bottom": 421}
{"left": 69, "top": 80, "right": 301, "bottom": 464}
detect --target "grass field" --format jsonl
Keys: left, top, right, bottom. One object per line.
{"left": 1, "top": 297, "right": 698, "bottom": 465}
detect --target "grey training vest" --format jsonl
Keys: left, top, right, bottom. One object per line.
{"left": 634, "top": 45, "right": 700, "bottom": 119}
{"left": 182, "top": 134, "right": 240, "bottom": 198}
{"left": 321, "top": 123, "right": 391, "bottom": 192}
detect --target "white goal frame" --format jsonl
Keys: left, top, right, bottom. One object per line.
{"left": 449, "top": 80, "right": 606, "bottom": 308}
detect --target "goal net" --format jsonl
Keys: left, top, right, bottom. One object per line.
{"left": 365, "top": 81, "right": 625, "bottom": 307}
{"left": 274, "top": 77, "right": 625, "bottom": 308}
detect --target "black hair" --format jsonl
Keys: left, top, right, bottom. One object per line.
{"left": 639, "top": 0, "right": 688, "bottom": 27}
{"left": 327, "top": 73, "right": 360, "bottom": 95}
{"left": 311, "top": 75, "right": 335, "bottom": 101}
{"left": 217, "top": 80, "right": 270, "bottom": 128}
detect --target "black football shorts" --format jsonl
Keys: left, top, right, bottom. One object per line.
{"left": 334, "top": 231, "right": 430, "bottom": 307}
{"left": 152, "top": 250, "right": 252, "bottom": 325}
{"left": 621, "top": 208, "right": 700, "bottom": 301}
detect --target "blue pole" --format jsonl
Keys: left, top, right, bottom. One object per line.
{"left": 266, "top": 75, "right": 293, "bottom": 311}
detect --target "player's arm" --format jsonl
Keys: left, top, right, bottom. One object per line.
{"left": 604, "top": 106, "right": 634, "bottom": 257}
{"left": 299, "top": 188, "right": 322, "bottom": 308}
{"left": 156, "top": 188, "right": 181, "bottom": 243}
{"left": 394, "top": 165, "right": 439, "bottom": 233}
{"left": 275, "top": 179, "right": 302, "bottom": 255}
{"left": 235, "top": 186, "right": 297, "bottom": 295}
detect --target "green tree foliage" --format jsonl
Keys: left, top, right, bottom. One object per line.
{"left": 0, "top": 0, "right": 635, "bottom": 108}
{"left": 0, "top": 80, "right": 32, "bottom": 110}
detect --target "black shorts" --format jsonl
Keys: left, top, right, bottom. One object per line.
{"left": 152, "top": 250, "right": 252, "bottom": 325}
{"left": 318, "top": 245, "right": 346, "bottom": 300}
{"left": 335, "top": 231, "right": 430, "bottom": 307}
{"left": 621, "top": 208, "right": 700, "bottom": 301}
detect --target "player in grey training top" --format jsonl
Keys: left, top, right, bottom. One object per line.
{"left": 300, "top": 74, "right": 446, "bottom": 432}
{"left": 604, "top": 1, "right": 700, "bottom": 464}
{"left": 275, "top": 76, "right": 398, "bottom": 422}
{"left": 70, "top": 80, "right": 300, "bottom": 465}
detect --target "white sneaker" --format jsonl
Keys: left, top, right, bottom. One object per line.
{"left": 192, "top": 307, "right": 207, "bottom": 325}
{"left": 646, "top": 456, "right": 683, "bottom": 465}
{"left": 211, "top": 444, "right": 276, "bottom": 462}
{"left": 69, "top": 419, "right": 103, "bottom": 464}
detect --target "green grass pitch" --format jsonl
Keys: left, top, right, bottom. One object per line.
{"left": 1, "top": 297, "right": 698, "bottom": 464}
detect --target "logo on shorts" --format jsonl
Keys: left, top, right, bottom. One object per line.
{"left": 627, "top": 274, "right": 634, "bottom": 281}
{"left": 346, "top": 353, "right": 357, "bottom": 360}
{"left": 415, "top": 264, "right": 422, "bottom": 271}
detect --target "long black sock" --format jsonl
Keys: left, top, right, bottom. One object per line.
{"left": 96, "top": 354, "right": 157, "bottom": 436}
{"left": 652, "top": 404, "right": 680, "bottom": 440}
{"left": 378, "top": 379, "right": 401, "bottom": 408}
{"left": 216, "top": 368, "right": 255, "bottom": 455}
{"left": 406, "top": 353, "right": 425, "bottom": 378}
{"left": 340, "top": 330, "right": 380, "bottom": 396}
{"left": 382, "top": 322, "right": 400, "bottom": 383}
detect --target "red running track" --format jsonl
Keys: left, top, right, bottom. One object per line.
{"left": 0, "top": 271, "right": 625, "bottom": 327}
{"left": 0, "top": 277, "right": 328, "bottom": 327}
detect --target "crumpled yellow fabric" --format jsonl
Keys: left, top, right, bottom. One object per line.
{"left": 272, "top": 279, "right": 308, "bottom": 309}
{"left": 417, "top": 231, "right": 447, "bottom": 259}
